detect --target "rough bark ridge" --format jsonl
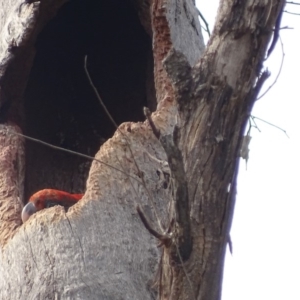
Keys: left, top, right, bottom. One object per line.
{"left": 0, "top": 124, "right": 24, "bottom": 247}
{"left": 153, "top": 0, "right": 285, "bottom": 299}
{"left": 0, "top": 0, "right": 284, "bottom": 299}
{"left": 0, "top": 0, "right": 67, "bottom": 246}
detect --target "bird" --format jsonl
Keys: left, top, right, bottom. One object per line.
{"left": 21, "top": 189, "right": 83, "bottom": 223}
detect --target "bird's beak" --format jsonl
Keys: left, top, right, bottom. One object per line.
{"left": 21, "top": 202, "right": 37, "bottom": 223}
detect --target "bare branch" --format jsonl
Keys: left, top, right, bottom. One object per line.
{"left": 267, "top": 6, "right": 283, "bottom": 57}
{"left": 286, "top": 1, "right": 300, "bottom": 5}
{"left": 84, "top": 56, "right": 119, "bottom": 129}
{"left": 143, "top": 107, "right": 160, "bottom": 139}
{"left": 250, "top": 116, "right": 261, "bottom": 132}
{"left": 84, "top": 56, "right": 165, "bottom": 232}
{"left": 196, "top": 8, "right": 211, "bottom": 36}
{"left": 136, "top": 205, "right": 169, "bottom": 242}
{"left": 279, "top": 26, "right": 294, "bottom": 29}
{"left": 284, "top": 10, "right": 300, "bottom": 15}
{"left": 251, "top": 116, "right": 289, "bottom": 137}
{"left": 144, "top": 106, "right": 192, "bottom": 260}
{"left": 228, "top": 235, "right": 233, "bottom": 255}
{"left": 2, "top": 126, "right": 141, "bottom": 183}
{"left": 258, "top": 36, "right": 284, "bottom": 100}
{"left": 174, "top": 242, "right": 197, "bottom": 300}
{"left": 249, "top": 70, "right": 270, "bottom": 103}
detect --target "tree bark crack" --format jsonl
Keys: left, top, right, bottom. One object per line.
{"left": 65, "top": 214, "right": 86, "bottom": 267}
{"left": 24, "top": 230, "right": 38, "bottom": 270}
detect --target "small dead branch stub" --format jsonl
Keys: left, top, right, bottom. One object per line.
{"left": 143, "top": 107, "right": 192, "bottom": 262}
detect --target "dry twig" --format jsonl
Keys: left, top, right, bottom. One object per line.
{"left": 196, "top": 8, "right": 211, "bottom": 36}
{"left": 84, "top": 56, "right": 165, "bottom": 232}
{"left": 258, "top": 36, "right": 285, "bottom": 100}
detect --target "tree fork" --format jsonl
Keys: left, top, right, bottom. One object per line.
{"left": 150, "top": 0, "right": 285, "bottom": 299}
{"left": 0, "top": 0, "right": 286, "bottom": 299}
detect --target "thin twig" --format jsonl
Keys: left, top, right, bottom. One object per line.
{"left": 115, "top": 154, "right": 152, "bottom": 221}
{"left": 279, "top": 26, "right": 294, "bottom": 29}
{"left": 196, "top": 8, "right": 211, "bottom": 36}
{"left": 258, "top": 36, "right": 284, "bottom": 100}
{"left": 84, "top": 56, "right": 118, "bottom": 129}
{"left": 228, "top": 235, "right": 233, "bottom": 255}
{"left": 136, "top": 205, "right": 167, "bottom": 241}
{"left": 267, "top": 6, "right": 283, "bottom": 58}
{"left": 286, "top": 1, "right": 300, "bottom": 5}
{"left": 175, "top": 243, "right": 197, "bottom": 300}
{"left": 200, "top": 24, "right": 209, "bottom": 33}
{"left": 251, "top": 116, "right": 289, "bottom": 137}
{"left": 148, "top": 118, "right": 192, "bottom": 260}
{"left": 85, "top": 58, "right": 193, "bottom": 294}
{"left": 284, "top": 10, "right": 300, "bottom": 15}
{"left": 84, "top": 56, "right": 164, "bottom": 232}
{"left": 250, "top": 116, "right": 261, "bottom": 132}
{"left": 3, "top": 127, "right": 141, "bottom": 182}
{"left": 143, "top": 107, "right": 160, "bottom": 139}
{"left": 251, "top": 70, "right": 270, "bottom": 103}
{"left": 145, "top": 92, "right": 194, "bottom": 291}
{"left": 247, "top": 119, "right": 252, "bottom": 136}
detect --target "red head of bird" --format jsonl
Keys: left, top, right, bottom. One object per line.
{"left": 21, "top": 189, "right": 83, "bottom": 223}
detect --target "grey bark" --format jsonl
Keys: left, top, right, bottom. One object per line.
{"left": 0, "top": 0, "right": 284, "bottom": 299}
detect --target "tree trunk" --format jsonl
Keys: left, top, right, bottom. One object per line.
{"left": 0, "top": 0, "right": 284, "bottom": 299}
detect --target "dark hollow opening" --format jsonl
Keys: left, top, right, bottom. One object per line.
{"left": 24, "top": 0, "right": 155, "bottom": 199}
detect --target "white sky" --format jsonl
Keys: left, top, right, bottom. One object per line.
{"left": 196, "top": 1, "right": 300, "bottom": 299}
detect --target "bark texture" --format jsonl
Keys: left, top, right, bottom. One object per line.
{"left": 0, "top": 0, "right": 284, "bottom": 299}
{"left": 154, "top": 1, "right": 284, "bottom": 298}
{"left": 0, "top": 124, "right": 24, "bottom": 247}
{"left": 0, "top": 0, "right": 67, "bottom": 246}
